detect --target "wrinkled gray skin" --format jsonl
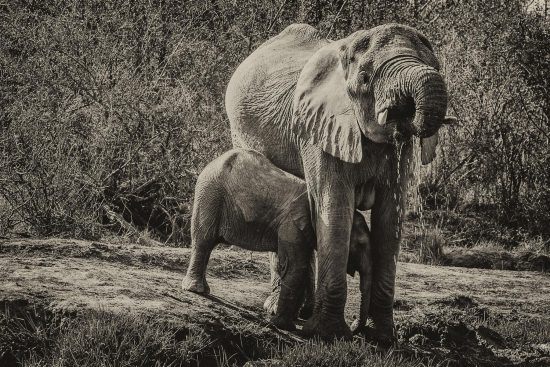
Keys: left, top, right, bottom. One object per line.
{"left": 182, "top": 149, "right": 372, "bottom": 332}
{"left": 226, "top": 23, "right": 452, "bottom": 341}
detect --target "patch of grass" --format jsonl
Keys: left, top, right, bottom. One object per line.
{"left": 271, "top": 339, "right": 441, "bottom": 367}
{"left": 51, "top": 313, "right": 209, "bottom": 367}
{"left": 418, "top": 228, "right": 446, "bottom": 266}
{"left": 443, "top": 246, "right": 550, "bottom": 272}
{"left": 402, "top": 226, "right": 447, "bottom": 266}
{"left": 516, "top": 236, "right": 550, "bottom": 255}
{"left": 0, "top": 305, "right": 233, "bottom": 367}
{"left": 0, "top": 304, "right": 61, "bottom": 365}
{"left": 480, "top": 316, "right": 550, "bottom": 345}
{"left": 0, "top": 302, "right": 298, "bottom": 367}
{"left": 407, "top": 209, "right": 549, "bottom": 253}
{"left": 402, "top": 210, "right": 550, "bottom": 271}
{"left": 398, "top": 304, "right": 549, "bottom": 350}
{"left": 466, "top": 238, "right": 549, "bottom": 257}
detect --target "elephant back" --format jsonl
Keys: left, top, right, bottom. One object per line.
{"left": 225, "top": 24, "right": 330, "bottom": 178}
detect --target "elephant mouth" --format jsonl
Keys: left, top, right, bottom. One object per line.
{"left": 376, "top": 97, "right": 416, "bottom": 136}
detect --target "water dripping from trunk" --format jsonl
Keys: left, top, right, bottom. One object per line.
{"left": 395, "top": 141, "right": 405, "bottom": 239}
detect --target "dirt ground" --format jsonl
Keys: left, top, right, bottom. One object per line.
{"left": 0, "top": 238, "right": 549, "bottom": 366}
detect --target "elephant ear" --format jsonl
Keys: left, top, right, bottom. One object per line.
{"left": 292, "top": 43, "right": 363, "bottom": 163}
{"left": 420, "top": 132, "right": 438, "bottom": 165}
{"left": 290, "top": 196, "right": 315, "bottom": 241}
{"left": 421, "top": 116, "right": 456, "bottom": 164}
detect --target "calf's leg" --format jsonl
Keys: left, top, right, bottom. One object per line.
{"left": 182, "top": 237, "right": 217, "bottom": 294}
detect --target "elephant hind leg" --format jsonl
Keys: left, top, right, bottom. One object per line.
{"left": 265, "top": 251, "right": 316, "bottom": 319}
{"left": 184, "top": 176, "right": 222, "bottom": 294}
{"left": 182, "top": 237, "right": 218, "bottom": 294}
{"left": 270, "top": 239, "right": 310, "bottom": 331}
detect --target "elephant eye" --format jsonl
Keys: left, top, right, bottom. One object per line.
{"left": 359, "top": 71, "right": 369, "bottom": 85}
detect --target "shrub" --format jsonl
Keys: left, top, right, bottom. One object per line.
{"left": 416, "top": 0, "right": 550, "bottom": 236}
{"left": 0, "top": 1, "right": 232, "bottom": 242}
{"left": 1, "top": 0, "right": 548, "bottom": 244}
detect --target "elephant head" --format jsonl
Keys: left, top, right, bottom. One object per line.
{"left": 293, "top": 23, "right": 451, "bottom": 164}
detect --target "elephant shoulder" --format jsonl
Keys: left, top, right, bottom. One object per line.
{"left": 259, "top": 24, "right": 326, "bottom": 52}
{"left": 275, "top": 24, "right": 322, "bottom": 44}
{"left": 281, "top": 23, "right": 319, "bottom": 37}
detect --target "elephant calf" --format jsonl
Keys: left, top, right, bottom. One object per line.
{"left": 183, "top": 148, "right": 372, "bottom": 331}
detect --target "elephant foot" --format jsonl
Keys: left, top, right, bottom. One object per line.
{"left": 182, "top": 275, "right": 210, "bottom": 294}
{"left": 263, "top": 292, "right": 279, "bottom": 315}
{"left": 270, "top": 314, "right": 296, "bottom": 331}
{"left": 351, "top": 321, "right": 379, "bottom": 342}
{"left": 301, "top": 313, "right": 352, "bottom": 341}
{"left": 371, "top": 327, "right": 397, "bottom": 348}
{"left": 369, "top": 321, "right": 397, "bottom": 348}
{"left": 370, "top": 306, "right": 397, "bottom": 347}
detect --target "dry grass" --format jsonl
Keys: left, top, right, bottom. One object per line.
{"left": 0, "top": 304, "right": 444, "bottom": 367}
{"left": 401, "top": 209, "right": 550, "bottom": 271}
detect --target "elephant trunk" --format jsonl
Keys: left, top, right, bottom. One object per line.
{"left": 376, "top": 58, "right": 448, "bottom": 138}
{"left": 403, "top": 62, "right": 448, "bottom": 138}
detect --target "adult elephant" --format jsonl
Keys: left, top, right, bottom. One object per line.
{"left": 225, "top": 23, "right": 452, "bottom": 341}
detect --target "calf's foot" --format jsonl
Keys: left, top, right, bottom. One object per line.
{"left": 270, "top": 314, "right": 296, "bottom": 331}
{"left": 182, "top": 275, "right": 210, "bottom": 294}
{"left": 351, "top": 318, "right": 366, "bottom": 335}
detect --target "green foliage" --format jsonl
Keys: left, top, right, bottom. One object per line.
{"left": 0, "top": 0, "right": 548, "bottom": 242}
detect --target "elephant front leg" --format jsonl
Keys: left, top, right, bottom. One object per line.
{"left": 299, "top": 255, "right": 316, "bottom": 319}
{"left": 263, "top": 252, "right": 281, "bottom": 315}
{"left": 301, "top": 188, "right": 355, "bottom": 340}
{"left": 369, "top": 184, "right": 404, "bottom": 346}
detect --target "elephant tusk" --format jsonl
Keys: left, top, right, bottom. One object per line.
{"left": 377, "top": 109, "right": 388, "bottom": 126}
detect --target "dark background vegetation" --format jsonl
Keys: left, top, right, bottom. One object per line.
{"left": 1, "top": 0, "right": 549, "bottom": 252}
